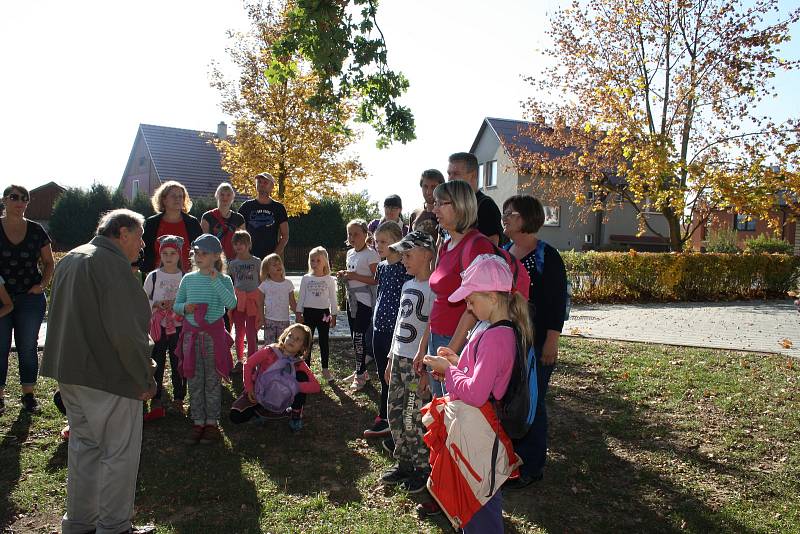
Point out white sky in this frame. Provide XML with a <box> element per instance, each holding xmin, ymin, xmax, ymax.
<box><xmin>1</xmin><ymin>0</ymin><xmax>798</xmax><ymax>212</ymax></box>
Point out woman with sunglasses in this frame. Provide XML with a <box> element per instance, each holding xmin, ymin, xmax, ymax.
<box><xmin>0</xmin><ymin>185</ymin><xmax>55</xmax><ymax>413</ymax></box>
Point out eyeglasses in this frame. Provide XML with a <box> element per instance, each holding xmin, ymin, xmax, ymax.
<box><xmin>6</xmin><ymin>193</ymin><xmax>29</xmax><ymax>202</ymax></box>
<box><xmin>501</xmin><ymin>210</ymin><xmax>521</xmax><ymax>219</ymax></box>
<box><xmin>433</xmin><ymin>200</ymin><xmax>452</xmax><ymax>208</ymax></box>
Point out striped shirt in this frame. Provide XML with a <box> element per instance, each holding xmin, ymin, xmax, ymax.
<box><xmin>173</xmin><ymin>271</ymin><xmax>237</xmax><ymax>327</ymax></box>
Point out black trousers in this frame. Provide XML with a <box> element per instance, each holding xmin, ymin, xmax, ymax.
<box><xmin>302</xmin><ymin>307</ymin><xmax>331</xmax><ymax>369</ymax></box>
<box><xmin>152</xmin><ymin>326</ymin><xmax>186</xmax><ymax>401</ymax></box>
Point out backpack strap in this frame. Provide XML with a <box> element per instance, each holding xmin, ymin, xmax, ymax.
<box><xmin>149</xmin><ymin>271</ymin><xmax>157</xmax><ymax>300</ymax></box>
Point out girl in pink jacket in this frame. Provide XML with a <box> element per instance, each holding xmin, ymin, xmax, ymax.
<box><xmin>230</xmin><ymin>324</ymin><xmax>320</xmax><ymax>432</ymax></box>
<box><xmin>424</xmin><ymin>254</ymin><xmax>533</xmax><ymax>533</ymax></box>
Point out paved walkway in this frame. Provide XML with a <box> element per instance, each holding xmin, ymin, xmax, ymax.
<box><xmin>563</xmin><ymin>300</ymin><xmax>800</xmax><ymax>358</ymax></box>
<box><xmin>22</xmin><ymin>272</ymin><xmax>800</xmax><ymax>358</ymax></box>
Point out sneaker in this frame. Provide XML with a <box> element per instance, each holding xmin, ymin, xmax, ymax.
<box><xmin>143</xmin><ymin>406</ymin><xmax>166</xmax><ymax>422</ymax></box>
<box><xmin>185</xmin><ymin>424</ymin><xmax>205</xmax><ymax>444</ymax></box>
<box><xmin>381</xmin><ymin>436</ymin><xmax>395</xmax><ymax>455</ymax></box>
<box><xmin>343</xmin><ymin>371</ymin><xmax>357</xmax><ymax>382</ymax></box>
<box><xmin>399</xmin><ymin>472</ymin><xmax>428</xmax><ymax>494</ymax></box>
<box><xmin>60</xmin><ymin>425</ymin><xmax>70</xmax><ymax>441</ymax></box>
<box><xmin>232</xmin><ymin>361</ymin><xmax>244</xmax><ymax>374</ymax></box>
<box><xmin>380</xmin><ymin>464</ymin><xmax>411</xmax><ymax>485</ymax></box>
<box><xmin>350</xmin><ymin>371</ymin><xmax>369</xmax><ymax>391</ymax></box>
<box><xmin>363</xmin><ymin>417</ymin><xmax>391</xmax><ymax>438</ymax></box>
<box><xmin>199</xmin><ymin>425</ymin><xmax>221</xmax><ymax>444</ymax></box>
<box><xmin>21</xmin><ymin>393</ymin><xmax>39</xmax><ymax>413</ymax></box>
<box><xmin>416</xmin><ymin>501</ymin><xmax>442</xmax><ymax>517</ymax></box>
<box><xmin>321</xmin><ymin>368</ymin><xmax>333</xmax><ymax>382</ymax></box>
<box><xmin>288</xmin><ymin>417</ymin><xmax>304</xmax><ymax>432</ymax></box>
<box><xmin>503</xmin><ymin>471</ymin><xmax>543</xmax><ymax>490</ymax></box>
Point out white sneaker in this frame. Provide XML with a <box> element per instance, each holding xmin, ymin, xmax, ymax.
<box><xmin>350</xmin><ymin>374</ymin><xmax>367</xmax><ymax>391</ymax></box>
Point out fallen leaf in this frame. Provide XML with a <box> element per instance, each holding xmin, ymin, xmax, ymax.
<box><xmin>779</xmin><ymin>338</ymin><xmax>793</xmax><ymax>349</ymax></box>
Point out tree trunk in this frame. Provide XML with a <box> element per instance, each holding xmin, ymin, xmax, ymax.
<box><xmin>663</xmin><ymin>208</ymin><xmax>683</xmax><ymax>251</ymax></box>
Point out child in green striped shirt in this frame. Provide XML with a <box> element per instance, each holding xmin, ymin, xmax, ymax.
<box><xmin>174</xmin><ymin>234</ymin><xmax>237</xmax><ymax>444</ymax></box>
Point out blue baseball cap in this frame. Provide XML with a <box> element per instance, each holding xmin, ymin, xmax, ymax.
<box><xmin>192</xmin><ymin>234</ymin><xmax>222</xmax><ymax>254</ymax></box>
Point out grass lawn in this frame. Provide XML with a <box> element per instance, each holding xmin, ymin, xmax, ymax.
<box><xmin>1</xmin><ymin>338</ymin><xmax>799</xmax><ymax>533</ymax></box>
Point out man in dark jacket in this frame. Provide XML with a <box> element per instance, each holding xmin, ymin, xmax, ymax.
<box><xmin>42</xmin><ymin>209</ymin><xmax>156</xmax><ymax>534</ymax></box>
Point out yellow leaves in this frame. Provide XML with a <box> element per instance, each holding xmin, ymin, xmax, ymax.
<box><xmin>779</xmin><ymin>339</ymin><xmax>793</xmax><ymax>349</ymax></box>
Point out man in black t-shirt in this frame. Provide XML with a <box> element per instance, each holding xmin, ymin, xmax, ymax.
<box><xmin>447</xmin><ymin>152</ymin><xmax>503</xmax><ymax>245</ymax></box>
<box><xmin>237</xmin><ymin>172</ymin><xmax>289</xmax><ymax>259</ymax></box>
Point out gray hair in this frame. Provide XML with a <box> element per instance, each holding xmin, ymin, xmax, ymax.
<box><xmin>96</xmin><ymin>209</ymin><xmax>145</xmax><ymax>238</ymax></box>
<box><xmin>434</xmin><ymin>180</ymin><xmax>477</xmax><ymax>233</ymax></box>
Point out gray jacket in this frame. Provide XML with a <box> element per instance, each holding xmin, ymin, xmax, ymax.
<box><xmin>41</xmin><ymin>235</ymin><xmax>154</xmax><ymax>399</ymax></box>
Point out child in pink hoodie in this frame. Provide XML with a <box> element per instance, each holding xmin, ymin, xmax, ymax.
<box><xmin>230</xmin><ymin>324</ymin><xmax>320</xmax><ymax>431</ymax></box>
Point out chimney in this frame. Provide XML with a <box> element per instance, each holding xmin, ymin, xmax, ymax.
<box><xmin>217</xmin><ymin>121</ymin><xmax>227</xmax><ymax>140</ymax></box>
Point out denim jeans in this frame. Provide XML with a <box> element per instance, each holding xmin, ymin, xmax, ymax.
<box><xmin>0</xmin><ymin>292</ymin><xmax>46</xmax><ymax>388</ymax></box>
<box><xmin>512</xmin><ymin>345</ymin><xmax>555</xmax><ymax>477</ymax></box>
<box><xmin>427</xmin><ymin>332</ymin><xmax>452</xmax><ymax>397</ymax></box>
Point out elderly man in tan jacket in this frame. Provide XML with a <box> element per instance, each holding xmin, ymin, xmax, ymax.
<box><xmin>42</xmin><ymin>209</ymin><xmax>156</xmax><ymax>534</ymax></box>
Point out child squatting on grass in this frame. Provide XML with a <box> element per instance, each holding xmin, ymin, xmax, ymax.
<box><xmin>423</xmin><ymin>254</ymin><xmax>533</xmax><ymax>533</ymax></box>
<box><xmin>337</xmin><ymin>219</ymin><xmax>380</xmax><ymax>390</ymax></box>
<box><xmin>173</xmin><ymin>233</ymin><xmax>237</xmax><ymax>445</ymax></box>
<box><xmin>295</xmin><ymin>246</ymin><xmax>338</xmax><ymax>382</ymax></box>
<box><xmin>143</xmin><ymin>234</ymin><xmax>187</xmax><ymax>421</ymax></box>
<box><xmin>230</xmin><ymin>323</ymin><xmax>320</xmax><ymax>432</ymax></box>
<box><xmin>228</xmin><ymin>230</ymin><xmax>263</xmax><ymax>371</ymax></box>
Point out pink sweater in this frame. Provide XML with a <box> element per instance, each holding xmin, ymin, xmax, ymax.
<box><xmin>243</xmin><ymin>346</ymin><xmax>320</xmax><ymax>397</ymax></box>
<box><xmin>444</xmin><ymin>325</ymin><xmax>515</xmax><ymax>407</ymax></box>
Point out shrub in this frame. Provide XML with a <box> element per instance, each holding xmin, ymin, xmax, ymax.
<box><xmin>562</xmin><ymin>251</ymin><xmax>800</xmax><ymax>302</ymax></box>
<box><xmin>743</xmin><ymin>234</ymin><xmax>793</xmax><ymax>255</ymax></box>
<box><xmin>705</xmin><ymin>228</ymin><xmax>740</xmax><ymax>253</ymax></box>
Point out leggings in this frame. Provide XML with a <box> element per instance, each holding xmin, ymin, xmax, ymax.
<box><xmin>232</xmin><ymin>309</ymin><xmax>258</xmax><ymax>362</ymax></box>
<box><xmin>229</xmin><ymin>372</ymin><xmax>309</xmax><ymax>424</ymax></box>
<box><xmin>302</xmin><ymin>307</ymin><xmax>331</xmax><ymax>369</ymax></box>
<box><xmin>347</xmin><ymin>301</ymin><xmax>373</xmax><ymax>375</ymax></box>
<box><xmin>371</xmin><ymin>329</ymin><xmax>392</xmax><ymax>419</ymax></box>
<box><xmin>151</xmin><ymin>326</ymin><xmax>185</xmax><ymax>401</ymax></box>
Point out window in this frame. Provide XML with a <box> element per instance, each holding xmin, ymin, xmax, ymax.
<box><xmin>132</xmin><ymin>180</ymin><xmax>139</xmax><ymax>198</ymax></box>
<box><xmin>586</xmin><ymin>190</ymin><xmax>595</xmax><ymax>201</ymax></box>
<box><xmin>735</xmin><ymin>214</ymin><xmax>756</xmax><ymax>231</ymax></box>
<box><xmin>643</xmin><ymin>196</ymin><xmax>660</xmax><ymax>215</ymax></box>
<box><xmin>584</xmin><ymin>233</ymin><xmax>594</xmax><ymax>244</ymax></box>
<box><xmin>477</xmin><ymin>163</ymin><xmax>484</xmax><ymax>189</ymax></box>
<box><xmin>138</xmin><ymin>156</ymin><xmax>146</xmax><ymax>167</ymax></box>
<box><xmin>484</xmin><ymin>160</ymin><xmax>497</xmax><ymax>188</ymax></box>
<box><xmin>615</xmin><ymin>192</ymin><xmax>624</xmax><ymax>202</ymax></box>
<box><xmin>543</xmin><ymin>205</ymin><xmax>560</xmax><ymax>227</ymax></box>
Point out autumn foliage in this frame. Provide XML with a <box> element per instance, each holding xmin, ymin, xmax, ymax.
<box><xmin>210</xmin><ymin>2</ymin><xmax>365</xmax><ymax>216</ymax></box>
<box><xmin>514</xmin><ymin>0</ymin><xmax>800</xmax><ymax>251</ymax></box>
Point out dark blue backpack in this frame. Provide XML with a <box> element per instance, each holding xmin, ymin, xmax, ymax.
<box><xmin>474</xmin><ymin>320</ymin><xmax>538</xmax><ymax>439</ymax></box>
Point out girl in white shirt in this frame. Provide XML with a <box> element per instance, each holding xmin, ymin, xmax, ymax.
<box><xmin>142</xmin><ymin>235</ymin><xmax>186</xmax><ymax>419</ymax></box>
<box><xmin>258</xmin><ymin>254</ymin><xmax>296</xmax><ymax>345</ymax></box>
<box><xmin>336</xmin><ymin>219</ymin><xmax>380</xmax><ymax>390</ymax></box>
<box><xmin>296</xmin><ymin>247</ymin><xmax>338</xmax><ymax>381</ymax></box>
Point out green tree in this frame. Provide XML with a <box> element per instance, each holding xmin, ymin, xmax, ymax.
<box><xmin>288</xmin><ymin>197</ymin><xmax>346</xmax><ymax>251</ymax></box>
<box><xmin>211</xmin><ymin>1</ymin><xmax>366</xmax><ymax>216</ymax></box>
<box><xmin>339</xmin><ymin>190</ymin><xmax>379</xmax><ymax>223</ymax></box>
<box><xmin>269</xmin><ymin>0</ymin><xmax>415</xmax><ymax>147</ymax></box>
<box><xmin>50</xmin><ymin>183</ymin><xmax>117</xmax><ymax>248</ymax></box>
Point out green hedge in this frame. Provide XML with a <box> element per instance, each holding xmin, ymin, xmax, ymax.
<box><xmin>562</xmin><ymin>251</ymin><xmax>800</xmax><ymax>302</ymax></box>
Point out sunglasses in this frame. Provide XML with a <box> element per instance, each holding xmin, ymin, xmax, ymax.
<box><xmin>6</xmin><ymin>193</ymin><xmax>30</xmax><ymax>202</ymax></box>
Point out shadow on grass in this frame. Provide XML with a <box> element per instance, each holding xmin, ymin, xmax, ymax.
<box><xmin>0</xmin><ymin>411</ymin><xmax>32</xmax><ymax>529</ymax></box>
<box><xmin>503</xmin><ymin>360</ymin><xmax>757</xmax><ymax>534</ymax></box>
